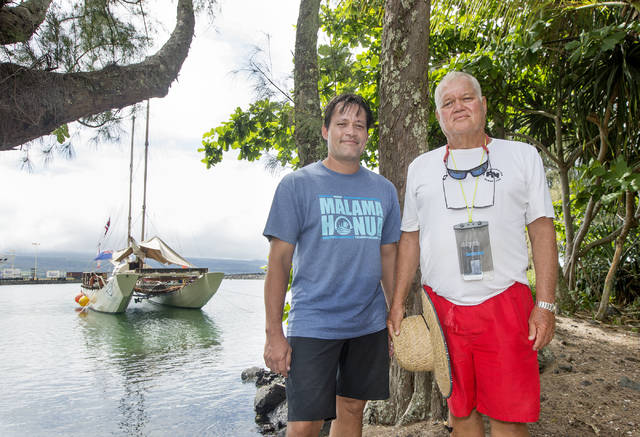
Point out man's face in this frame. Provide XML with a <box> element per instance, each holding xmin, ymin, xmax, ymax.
<box><xmin>436</xmin><ymin>78</ymin><xmax>487</xmax><ymax>138</ymax></box>
<box><xmin>322</xmin><ymin>103</ymin><xmax>368</xmax><ymax>164</ymax></box>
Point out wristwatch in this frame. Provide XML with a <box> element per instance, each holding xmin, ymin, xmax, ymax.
<box><xmin>536</xmin><ymin>301</ymin><xmax>556</xmax><ymax>312</ymax></box>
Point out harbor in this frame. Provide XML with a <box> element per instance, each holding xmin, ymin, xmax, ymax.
<box><xmin>0</xmin><ymin>280</ymin><xmax>266</xmax><ymax>437</ymax></box>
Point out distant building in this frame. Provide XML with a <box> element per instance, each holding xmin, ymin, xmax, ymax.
<box><xmin>46</xmin><ymin>270</ymin><xmax>62</xmax><ymax>279</ymax></box>
<box><xmin>66</xmin><ymin>271</ymin><xmax>83</xmax><ymax>280</ymax></box>
<box><xmin>1</xmin><ymin>268</ymin><xmax>21</xmax><ymax>279</ymax></box>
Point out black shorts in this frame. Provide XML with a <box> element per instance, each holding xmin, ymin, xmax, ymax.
<box><xmin>286</xmin><ymin>328</ymin><xmax>389</xmax><ymax>422</ymax></box>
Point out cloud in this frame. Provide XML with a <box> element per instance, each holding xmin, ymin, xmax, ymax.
<box><xmin>0</xmin><ymin>0</ymin><xmax>299</xmax><ymax>261</ymax></box>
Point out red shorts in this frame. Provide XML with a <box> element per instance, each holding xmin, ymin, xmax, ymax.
<box><xmin>425</xmin><ymin>282</ymin><xmax>540</xmax><ymax>423</ymax></box>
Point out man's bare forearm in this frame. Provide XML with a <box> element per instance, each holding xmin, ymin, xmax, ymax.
<box><xmin>264</xmin><ymin>239</ymin><xmax>294</xmax><ymax>337</ymax></box>
<box><xmin>380</xmin><ymin>242</ymin><xmax>398</xmax><ymax>309</ymax></box>
<box><xmin>390</xmin><ymin>231</ymin><xmax>420</xmax><ymax>309</ymax></box>
<box><xmin>528</xmin><ymin>217</ymin><xmax>558</xmax><ymax>304</ymax></box>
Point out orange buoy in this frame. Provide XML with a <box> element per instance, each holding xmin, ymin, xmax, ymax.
<box><xmin>75</xmin><ymin>294</ymin><xmax>83</xmax><ymax>303</ymax></box>
<box><xmin>78</xmin><ymin>295</ymin><xmax>90</xmax><ymax>307</ymax></box>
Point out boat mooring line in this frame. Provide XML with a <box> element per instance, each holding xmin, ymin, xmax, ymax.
<box><xmin>228</xmin><ymin>290</ymin><xmax>262</xmax><ymax>299</ymax></box>
<box><xmin>215</xmin><ymin>293</ymin><xmax>255</xmax><ymax>313</ymax></box>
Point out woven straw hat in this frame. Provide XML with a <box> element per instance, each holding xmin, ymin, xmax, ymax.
<box><xmin>391</xmin><ymin>290</ymin><xmax>452</xmax><ymax>398</ymax></box>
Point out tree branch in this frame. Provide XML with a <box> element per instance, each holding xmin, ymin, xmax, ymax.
<box><xmin>576</xmin><ymin>227</ymin><xmax>623</xmax><ymax>257</ymax></box>
<box><xmin>568</xmin><ymin>136</ymin><xmax>597</xmax><ymax>164</ymax></box>
<box><xmin>516</xmin><ymin>108</ymin><xmax>557</xmax><ymax>120</ymax></box>
<box><xmin>249</xmin><ymin>60</ymin><xmax>294</xmax><ymax>104</ymax></box>
<box><xmin>0</xmin><ymin>0</ymin><xmax>52</xmax><ymax>45</ymax></box>
<box><xmin>506</xmin><ymin>130</ymin><xmax>562</xmax><ymax>166</ymax></box>
<box><xmin>0</xmin><ymin>0</ymin><xmax>195</xmax><ymax>151</ymax></box>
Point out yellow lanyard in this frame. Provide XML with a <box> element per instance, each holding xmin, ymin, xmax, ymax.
<box><xmin>449</xmin><ymin>148</ymin><xmax>486</xmax><ymax>223</ymax></box>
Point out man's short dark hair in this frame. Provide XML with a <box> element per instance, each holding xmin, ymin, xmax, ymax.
<box><xmin>323</xmin><ymin>94</ymin><xmax>374</xmax><ymax>130</ymax></box>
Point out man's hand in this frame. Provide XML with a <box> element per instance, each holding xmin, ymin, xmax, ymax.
<box><xmin>264</xmin><ymin>333</ymin><xmax>292</xmax><ymax>377</ymax></box>
<box><xmin>386</xmin><ymin>302</ymin><xmax>405</xmax><ymax>356</ymax></box>
<box><xmin>528</xmin><ymin>306</ymin><xmax>555</xmax><ymax>351</ymax></box>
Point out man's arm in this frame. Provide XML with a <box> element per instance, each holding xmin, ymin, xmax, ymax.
<box><xmin>380</xmin><ymin>242</ymin><xmax>398</xmax><ymax>309</ymax></box>
<box><xmin>263</xmin><ymin>237</ymin><xmax>295</xmax><ymax>376</ymax></box>
<box><xmin>527</xmin><ymin>216</ymin><xmax>558</xmax><ymax>350</ymax></box>
<box><xmin>387</xmin><ymin>231</ymin><xmax>420</xmax><ymax>336</ymax></box>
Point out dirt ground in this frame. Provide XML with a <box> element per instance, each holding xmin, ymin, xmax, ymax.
<box><xmin>362</xmin><ymin>314</ymin><xmax>640</xmax><ymax>437</ymax></box>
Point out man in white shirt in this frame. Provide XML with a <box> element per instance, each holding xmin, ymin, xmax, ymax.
<box><xmin>387</xmin><ymin>71</ymin><xmax>558</xmax><ymax>437</ymax></box>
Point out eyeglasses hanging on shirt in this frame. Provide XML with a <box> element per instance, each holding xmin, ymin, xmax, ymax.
<box><xmin>445</xmin><ymin>159</ymin><xmax>490</xmax><ymax>180</ymax></box>
<box><xmin>442</xmin><ymin>137</ymin><xmax>495</xmax><ymax>214</ymax></box>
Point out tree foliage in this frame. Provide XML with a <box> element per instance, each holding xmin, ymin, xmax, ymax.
<box><xmin>0</xmin><ymin>0</ymin><xmax>208</xmax><ymax>156</ymax></box>
<box><xmin>201</xmin><ymin>99</ymin><xmax>296</xmax><ymax>167</ymax></box>
<box><xmin>200</xmin><ymin>0</ymin><xmax>385</xmax><ymax>170</ymax></box>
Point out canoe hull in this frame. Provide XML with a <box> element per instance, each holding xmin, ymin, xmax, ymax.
<box><xmin>148</xmin><ymin>272</ymin><xmax>224</xmax><ymax>309</ymax></box>
<box><xmin>83</xmin><ymin>273</ymin><xmax>139</xmax><ymax>313</ymax></box>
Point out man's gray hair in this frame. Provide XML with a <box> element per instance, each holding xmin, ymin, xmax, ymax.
<box><xmin>434</xmin><ymin>71</ymin><xmax>483</xmax><ymax>110</ymax></box>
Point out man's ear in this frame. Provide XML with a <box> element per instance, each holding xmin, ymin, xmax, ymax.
<box><xmin>321</xmin><ymin>124</ymin><xmax>328</xmax><ymax>140</ymax></box>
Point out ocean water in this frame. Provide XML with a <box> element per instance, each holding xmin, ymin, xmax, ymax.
<box><xmin>0</xmin><ymin>280</ymin><xmax>266</xmax><ymax>437</ymax></box>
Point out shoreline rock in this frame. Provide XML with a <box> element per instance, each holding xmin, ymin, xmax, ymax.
<box><xmin>242</xmin><ymin>367</ymin><xmax>287</xmax><ymax>435</ymax></box>
<box><xmin>242</xmin><ymin>367</ymin><xmax>332</xmax><ymax>436</ymax></box>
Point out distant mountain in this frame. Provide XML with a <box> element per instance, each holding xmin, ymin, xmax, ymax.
<box><xmin>1</xmin><ymin>251</ymin><xmax>266</xmax><ymax>276</ymax></box>
<box><xmin>188</xmin><ymin>257</ymin><xmax>266</xmax><ymax>274</ymax></box>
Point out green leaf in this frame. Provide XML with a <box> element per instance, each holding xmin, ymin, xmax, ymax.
<box><xmin>601</xmin><ymin>37</ymin><xmax>618</xmax><ymax>52</ymax></box>
<box><xmin>52</xmin><ymin>124</ymin><xmax>70</xmax><ymax>144</ymax></box>
<box><xmin>600</xmin><ymin>193</ymin><xmax>619</xmax><ymax>204</ymax></box>
<box><xmin>565</xmin><ymin>40</ymin><xmax>579</xmax><ymax>51</ymax></box>
<box><xmin>530</xmin><ymin>39</ymin><xmax>542</xmax><ymax>53</ymax></box>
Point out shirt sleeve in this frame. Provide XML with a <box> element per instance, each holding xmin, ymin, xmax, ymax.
<box><xmin>263</xmin><ymin>175</ymin><xmax>302</xmax><ymax>245</ymax></box>
<box><xmin>381</xmin><ymin>181</ymin><xmax>402</xmax><ymax>245</ymax></box>
<box><xmin>524</xmin><ymin>146</ymin><xmax>555</xmax><ymax>225</ymax></box>
<box><xmin>401</xmin><ymin>161</ymin><xmax>420</xmax><ymax>232</ymax></box>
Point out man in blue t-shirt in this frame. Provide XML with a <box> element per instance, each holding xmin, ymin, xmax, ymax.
<box><xmin>263</xmin><ymin>93</ymin><xmax>401</xmax><ymax>437</ymax></box>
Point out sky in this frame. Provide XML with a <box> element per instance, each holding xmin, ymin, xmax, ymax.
<box><xmin>0</xmin><ymin>0</ymin><xmax>302</xmax><ymax>262</ymax></box>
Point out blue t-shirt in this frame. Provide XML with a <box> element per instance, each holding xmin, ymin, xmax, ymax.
<box><xmin>263</xmin><ymin>161</ymin><xmax>401</xmax><ymax>339</ymax></box>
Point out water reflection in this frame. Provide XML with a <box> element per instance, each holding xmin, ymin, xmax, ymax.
<box><xmin>77</xmin><ymin>306</ymin><xmax>221</xmax><ymax>436</ymax></box>
<box><xmin>79</xmin><ymin>305</ymin><xmax>221</xmax><ymax>356</ymax></box>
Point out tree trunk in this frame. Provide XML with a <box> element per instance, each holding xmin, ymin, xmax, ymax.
<box><xmin>0</xmin><ymin>0</ymin><xmax>195</xmax><ymax>151</ymax></box>
<box><xmin>557</xmin><ymin>161</ymin><xmax>576</xmax><ymax>309</ymax></box>
<box><xmin>372</xmin><ymin>0</ymin><xmax>446</xmax><ymax>426</ymax></box>
<box><xmin>378</xmin><ymin>0</ymin><xmax>430</xmax><ymax>194</ymax></box>
<box><xmin>0</xmin><ymin>0</ymin><xmax>51</xmax><ymax>44</ymax></box>
<box><xmin>554</xmin><ymin>93</ymin><xmax>575</xmax><ymax>310</ymax></box>
<box><xmin>294</xmin><ymin>0</ymin><xmax>325</xmax><ymax>167</ymax></box>
<box><xmin>595</xmin><ymin>191</ymin><xmax>636</xmax><ymax>320</ymax></box>
<box><xmin>565</xmin><ymin>196</ymin><xmax>598</xmax><ymax>289</ymax></box>
<box><xmin>565</xmin><ymin>102</ymin><xmax>613</xmax><ymax>289</ymax></box>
